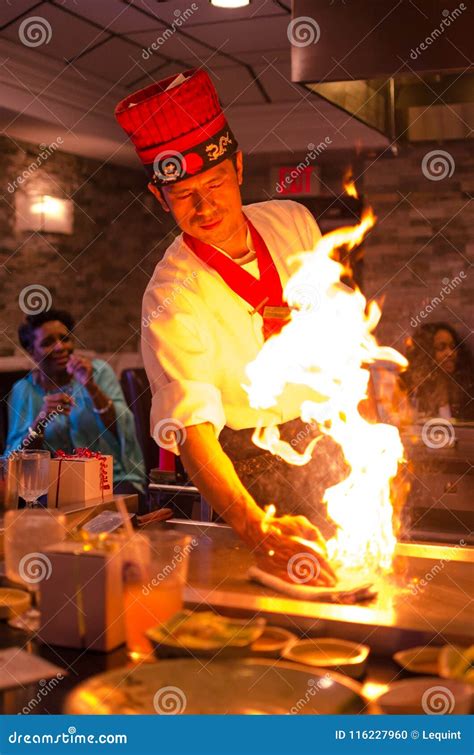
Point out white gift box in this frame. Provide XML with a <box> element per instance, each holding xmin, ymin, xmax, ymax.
<box><xmin>48</xmin><ymin>454</ymin><xmax>113</xmax><ymax>507</ymax></box>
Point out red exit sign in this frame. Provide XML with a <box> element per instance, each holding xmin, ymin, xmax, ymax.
<box><xmin>277</xmin><ymin>166</ymin><xmax>318</xmax><ymax>195</ymax></box>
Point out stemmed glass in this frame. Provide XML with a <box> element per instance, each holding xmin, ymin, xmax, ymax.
<box><xmin>16</xmin><ymin>450</ymin><xmax>50</xmax><ymax>508</ymax></box>
<box><xmin>4</xmin><ymin>509</ymin><xmax>66</xmax><ymax>632</ymax></box>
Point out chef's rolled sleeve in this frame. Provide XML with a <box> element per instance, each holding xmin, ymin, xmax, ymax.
<box><xmin>150</xmin><ymin>379</ymin><xmax>226</xmax><ymax>453</ymax></box>
<box><xmin>142</xmin><ymin>285</ymin><xmax>225</xmax><ymax>455</ymax></box>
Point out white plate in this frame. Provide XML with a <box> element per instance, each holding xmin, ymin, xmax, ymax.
<box><xmin>283</xmin><ymin>638</ymin><xmax>370</xmax><ymax>678</ymax></box>
<box><xmin>248</xmin><ymin>566</ymin><xmax>375</xmax><ymax>602</ymax></box>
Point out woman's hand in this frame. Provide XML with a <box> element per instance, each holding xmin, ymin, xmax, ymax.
<box><xmin>66</xmin><ymin>354</ymin><xmax>93</xmax><ymax>386</ymax></box>
<box><xmin>245</xmin><ymin>510</ymin><xmax>337</xmax><ymax>587</ymax></box>
<box><xmin>40</xmin><ymin>392</ymin><xmax>75</xmax><ymax>419</ymax></box>
<box><xmin>29</xmin><ymin>393</ymin><xmax>75</xmax><ymax>443</ymax></box>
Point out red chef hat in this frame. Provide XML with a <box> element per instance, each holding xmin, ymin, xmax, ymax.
<box><xmin>115</xmin><ymin>68</ymin><xmax>238</xmax><ymax>186</ymax></box>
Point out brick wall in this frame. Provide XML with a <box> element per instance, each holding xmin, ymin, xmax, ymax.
<box><xmin>242</xmin><ymin>144</ymin><xmax>474</xmax><ymax>354</ymax></box>
<box><xmin>0</xmin><ymin>135</ymin><xmax>175</xmax><ymax>357</ymax></box>
<box><xmin>1</xmin><ymin>136</ymin><xmax>472</xmax><ymax>361</ymax></box>
<box><xmin>361</xmin><ymin>143</ymin><xmax>473</xmax><ymax>352</ymax></box>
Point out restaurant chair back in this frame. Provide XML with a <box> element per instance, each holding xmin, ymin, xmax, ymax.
<box><xmin>0</xmin><ymin>369</ymin><xmax>29</xmax><ymax>455</ymax></box>
<box><xmin>120</xmin><ymin>367</ymin><xmax>193</xmax><ymax>477</ymax></box>
<box><xmin>119</xmin><ymin>368</ymin><xmax>206</xmax><ymax>519</ymax></box>
<box><xmin>119</xmin><ymin>368</ymin><xmax>160</xmax><ymax>479</ymax></box>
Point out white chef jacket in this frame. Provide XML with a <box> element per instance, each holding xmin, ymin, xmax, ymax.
<box><xmin>142</xmin><ymin>199</ymin><xmax>322</xmax><ymax>453</ymax></box>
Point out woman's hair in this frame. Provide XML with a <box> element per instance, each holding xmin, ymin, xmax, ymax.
<box><xmin>401</xmin><ymin>321</ymin><xmax>474</xmax><ymax>418</ymax></box>
<box><xmin>18</xmin><ymin>309</ymin><xmax>75</xmax><ymax>352</ymax></box>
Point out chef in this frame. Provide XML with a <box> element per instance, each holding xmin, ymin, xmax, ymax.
<box><xmin>116</xmin><ymin>69</ymin><xmax>341</xmax><ymax>586</ymax></box>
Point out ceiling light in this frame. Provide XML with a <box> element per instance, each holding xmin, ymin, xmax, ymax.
<box><xmin>210</xmin><ymin>0</ymin><xmax>251</xmax><ymax>8</ymax></box>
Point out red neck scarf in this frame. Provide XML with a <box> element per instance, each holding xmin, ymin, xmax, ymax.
<box><xmin>183</xmin><ymin>217</ymin><xmax>290</xmax><ymax>339</ymax></box>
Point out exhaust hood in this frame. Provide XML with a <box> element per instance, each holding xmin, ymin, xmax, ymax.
<box><xmin>291</xmin><ymin>0</ymin><xmax>474</xmax><ymax>146</ymax></box>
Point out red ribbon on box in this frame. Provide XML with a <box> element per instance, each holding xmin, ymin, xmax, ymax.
<box><xmin>54</xmin><ymin>448</ymin><xmax>111</xmax><ymax>508</ymax></box>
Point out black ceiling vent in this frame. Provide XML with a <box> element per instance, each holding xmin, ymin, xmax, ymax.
<box><xmin>291</xmin><ymin>0</ymin><xmax>474</xmax><ymax>146</ymax></box>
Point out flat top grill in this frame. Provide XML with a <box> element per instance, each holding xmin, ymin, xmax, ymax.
<box><xmin>162</xmin><ymin>520</ymin><xmax>474</xmax><ymax>654</ymax></box>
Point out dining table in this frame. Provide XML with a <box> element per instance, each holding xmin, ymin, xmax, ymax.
<box><xmin>0</xmin><ymin>517</ymin><xmax>472</xmax><ymax>714</ymax></box>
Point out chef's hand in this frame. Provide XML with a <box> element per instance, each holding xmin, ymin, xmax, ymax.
<box><xmin>247</xmin><ymin>512</ymin><xmax>337</xmax><ymax>587</ymax></box>
<box><xmin>271</xmin><ymin>514</ymin><xmax>328</xmax><ymax>551</ymax></box>
<box><xmin>66</xmin><ymin>354</ymin><xmax>93</xmax><ymax>386</ymax></box>
<box><xmin>177</xmin><ymin>422</ymin><xmax>337</xmax><ymax>587</ymax></box>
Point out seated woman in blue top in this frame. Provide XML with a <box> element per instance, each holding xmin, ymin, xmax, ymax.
<box><xmin>5</xmin><ymin>309</ymin><xmax>146</xmax><ymax>496</ymax></box>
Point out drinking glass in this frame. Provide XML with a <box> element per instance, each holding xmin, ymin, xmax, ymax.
<box><xmin>118</xmin><ymin>531</ymin><xmax>192</xmax><ymax>662</ymax></box>
<box><xmin>0</xmin><ymin>454</ymin><xmax>20</xmax><ymax>511</ymax></box>
<box><xmin>4</xmin><ymin>508</ymin><xmax>66</xmax><ymax>631</ymax></box>
<box><xmin>17</xmin><ymin>450</ymin><xmax>50</xmax><ymax>508</ymax></box>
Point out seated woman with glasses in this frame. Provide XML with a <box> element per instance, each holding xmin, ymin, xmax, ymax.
<box><xmin>5</xmin><ymin>309</ymin><xmax>146</xmax><ymax>495</ymax></box>
<box><xmin>400</xmin><ymin>322</ymin><xmax>474</xmax><ymax>421</ymax></box>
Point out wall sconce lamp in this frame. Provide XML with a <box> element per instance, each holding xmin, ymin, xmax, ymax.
<box><xmin>15</xmin><ymin>193</ymin><xmax>74</xmax><ymax>235</ymax></box>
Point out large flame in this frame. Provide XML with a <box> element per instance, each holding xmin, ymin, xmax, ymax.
<box><xmin>343</xmin><ymin>168</ymin><xmax>359</xmax><ymax>198</ymax></box>
<box><xmin>244</xmin><ymin>209</ymin><xmax>407</xmax><ymax>577</ymax></box>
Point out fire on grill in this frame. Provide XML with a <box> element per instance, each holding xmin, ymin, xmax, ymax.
<box><xmin>245</xmin><ymin>202</ymin><xmax>408</xmax><ymax>584</ymax></box>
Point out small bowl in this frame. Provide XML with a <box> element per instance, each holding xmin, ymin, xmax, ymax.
<box><xmin>283</xmin><ymin>638</ymin><xmax>370</xmax><ymax>679</ymax></box>
<box><xmin>250</xmin><ymin>627</ymin><xmax>297</xmax><ymax>658</ymax></box>
<box><xmin>0</xmin><ymin>588</ymin><xmax>31</xmax><ymax>620</ymax></box>
<box><xmin>376</xmin><ymin>677</ymin><xmax>472</xmax><ymax>715</ymax></box>
<box><xmin>439</xmin><ymin>645</ymin><xmax>474</xmax><ymax>684</ymax></box>
<box><xmin>393</xmin><ymin>646</ymin><xmax>442</xmax><ymax>676</ymax></box>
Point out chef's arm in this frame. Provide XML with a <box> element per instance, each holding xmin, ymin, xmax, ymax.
<box><xmin>178</xmin><ymin>422</ymin><xmax>264</xmax><ymax>542</ymax></box>
<box><xmin>179</xmin><ymin>422</ymin><xmax>337</xmax><ymax>585</ymax></box>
